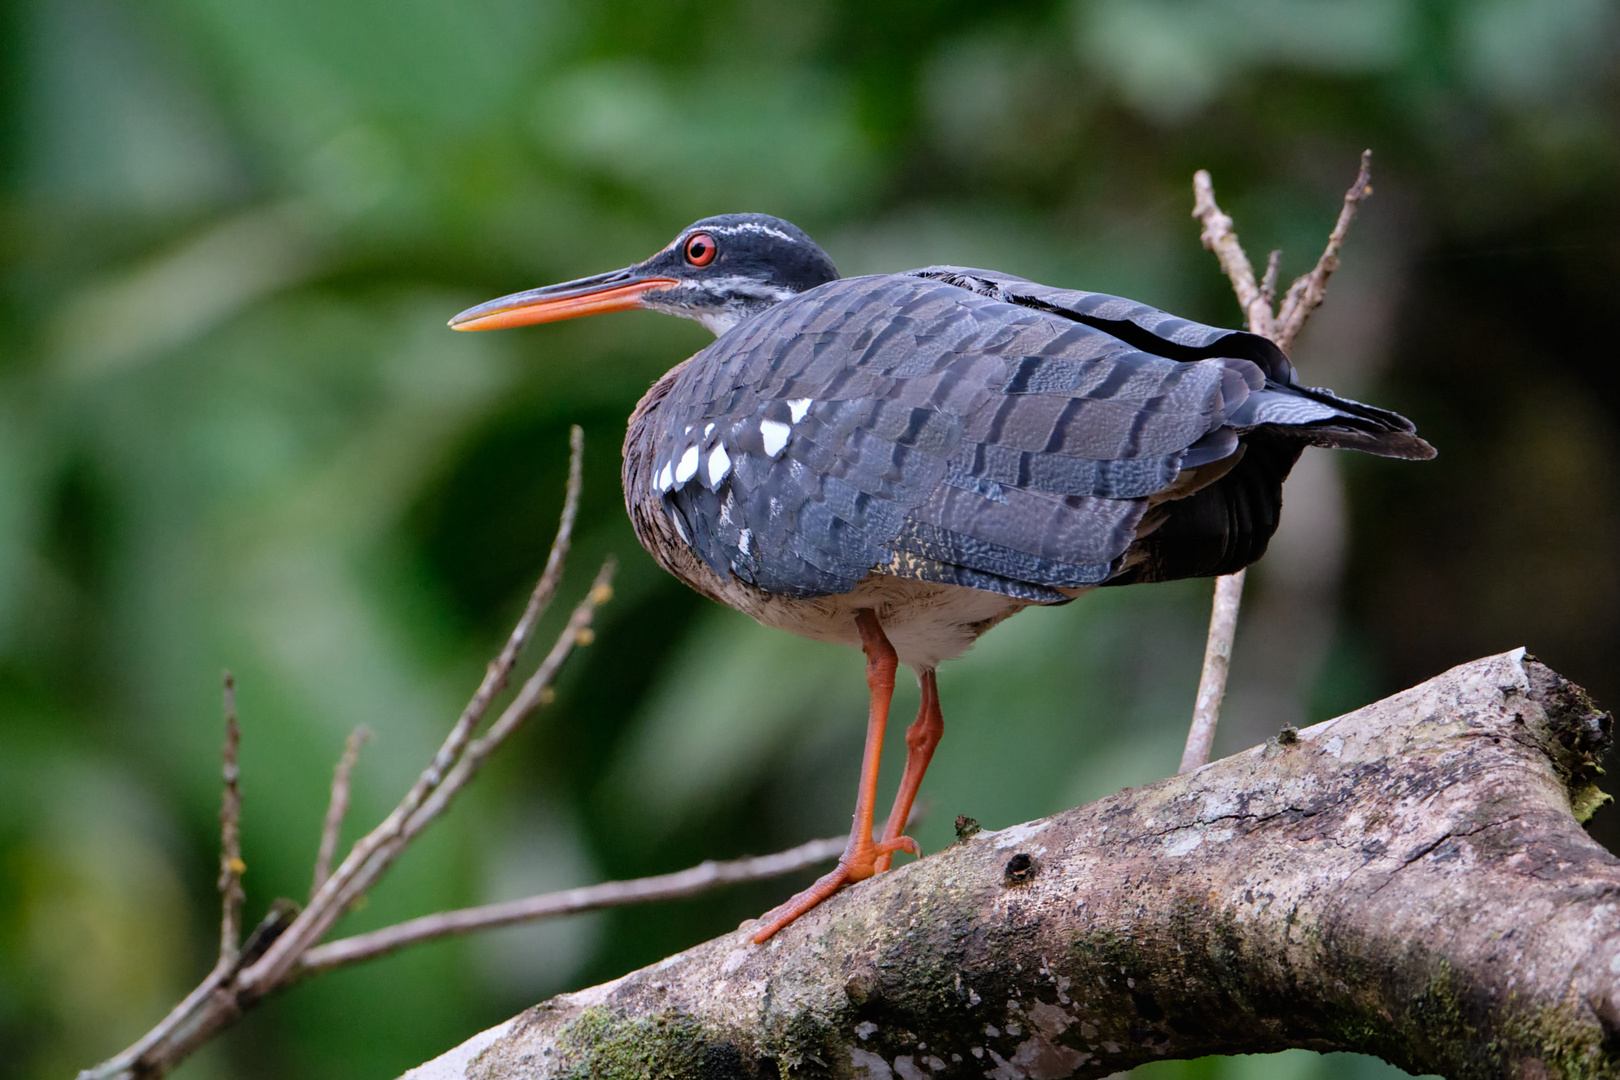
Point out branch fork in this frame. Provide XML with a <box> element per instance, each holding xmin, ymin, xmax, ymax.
<box><xmin>81</xmin><ymin>427</ymin><xmax>630</xmax><ymax>1080</ymax></box>
<box><xmin>1181</xmin><ymin>151</ymin><xmax>1375</xmax><ymax>774</ymax></box>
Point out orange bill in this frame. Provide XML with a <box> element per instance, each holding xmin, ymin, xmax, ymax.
<box><xmin>449</xmin><ymin>270</ymin><xmax>679</xmax><ymax>331</ymax></box>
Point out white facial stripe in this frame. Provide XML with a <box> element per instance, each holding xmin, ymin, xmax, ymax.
<box><xmin>760</xmin><ymin>419</ymin><xmax>791</xmax><ymax>457</ymax></box>
<box><xmin>663</xmin><ymin>276</ymin><xmax>795</xmax><ymax>301</ymax></box>
<box><xmin>788</xmin><ymin>398</ymin><xmax>812</xmax><ymax>423</ymax></box>
<box><xmin>674</xmin><ymin>444</ymin><xmax>700</xmax><ymax>484</ymax></box>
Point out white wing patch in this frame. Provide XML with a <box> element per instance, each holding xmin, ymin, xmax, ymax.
<box><xmin>674</xmin><ymin>444</ymin><xmax>700</xmax><ymax>484</ymax></box>
<box><xmin>654</xmin><ymin>459</ymin><xmax>674</xmax><ymax>492</ymax></box>
<box><xmin>760</xmin><ymin>419</ymin><xmax>791</xmax><ymax>457</ymax></box>
<box><xmin>707</xmin><ymin>443</ymin><xmax>731</xmax><ymax>486</ymax></box>
<box><xmin>788</xmin><ymin>398</ymin><xmax>812</xmax><ymax>423</ymax></box>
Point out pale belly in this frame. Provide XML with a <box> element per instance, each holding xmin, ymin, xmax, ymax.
<box><xmin>722</xmin><ymin>572</ymin><xmax>1088</xmax><ymax>671</ymax></box>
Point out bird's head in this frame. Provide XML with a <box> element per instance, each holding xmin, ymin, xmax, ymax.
<box><xmin>448</xmin><ymin>213</ymin><xmax>839</xmax><ymax>338</ymax></box>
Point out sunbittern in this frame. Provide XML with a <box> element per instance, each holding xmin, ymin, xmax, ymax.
<box><xmin>450</xmin><ymin>214</ymin><xmax>1433</xmax><ymax>943</ymax></box>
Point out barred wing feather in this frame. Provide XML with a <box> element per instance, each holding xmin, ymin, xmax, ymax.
<box><xmin>644</xmin><ymin>271</ymin><xmax>1431</xmax><ymax>602</ymax></box>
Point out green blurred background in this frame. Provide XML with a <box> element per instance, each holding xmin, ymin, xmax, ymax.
<box><xmin>2</xmin><ymin>0</ymin><xmax>1617</xmax><ymax>1076</ymax></box>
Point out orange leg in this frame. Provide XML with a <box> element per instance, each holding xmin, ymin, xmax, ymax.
<box><xmin>873</xmin><ymin>667</ymin><xmax>943</xmax><ymax>873</ymax></box>
<box><xmin>751</xmin><ymin>610</ymin><xmax>919</xmax><ymax>943</ymax></box>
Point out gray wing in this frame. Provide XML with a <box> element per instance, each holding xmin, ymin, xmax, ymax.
<box><xmin>914</xmin><ymin>265</ymin><xmax>1434</xmax><ymax>457</ymax></box>
<box><xmin>646</xmin><ymin>272</ymin><xmax>1428</xmax><ymax>602</ymax></box>
<box><xmin>908</xmin><ymin>266</ymin><xmax>1300</xmax><ymax>382</ymax></box>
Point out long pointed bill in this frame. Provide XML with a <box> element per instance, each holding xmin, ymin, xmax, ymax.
<box><xmin>448</xmin><ymin>268</ymin><xmax>679</xmax><ymax>331</ymax></box>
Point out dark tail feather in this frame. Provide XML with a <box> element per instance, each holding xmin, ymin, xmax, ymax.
<box><xmin>1231</xmin><ymin>381</ymin><xmax>1437</xmax><ymax>461</ymax></box>
<box><xmin>1289</xmin><ymin>423</ymin><xmax>1436</xmax><ymax>460</ymax></box>
<box><xmin>1107</xmin><ymin>378</ymin><xmax>1432</xmax><ymax>586</ymax></box>
<box><xmin>1106</xmin><ymin>434</ymin><xmax>1304</xmax><ymax>585</ymax></box>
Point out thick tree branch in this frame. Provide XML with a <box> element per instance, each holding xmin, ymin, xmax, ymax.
<box><xmin>407</xmin><ymin>651</ymin><xmax>1617</xmax><ymax>1080</ymax></box>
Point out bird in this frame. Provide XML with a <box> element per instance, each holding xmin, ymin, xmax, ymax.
<box><xmin>449</xmin><ymin>213</ymin><xmax>1433</xmax><ymax>943</ymax></box>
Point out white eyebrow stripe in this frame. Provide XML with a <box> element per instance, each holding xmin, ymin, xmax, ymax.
<box><xmin>655</xmin><ymin>221</ymin><xmax>797</xmax><ymax>261</ymax></box>
<box><xmin>710</xmin><ymin>222</ymin><xmax>797</xmax><ymax>242</ymax></box>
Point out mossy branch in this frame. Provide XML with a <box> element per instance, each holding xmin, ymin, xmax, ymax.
<box><xmin>406</xmin><ymin>651</ymin><xmax>1618</xmax><ymax>1080</ymax></box>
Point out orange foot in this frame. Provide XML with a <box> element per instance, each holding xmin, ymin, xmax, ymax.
<box><xmin>751</xmin><ymin>831</ymin><xmax>919</xmax><ymax>943</ymax></box>
<box><xmin>749</xmin><ymin>609</ymin><xmax>932</xmax><ymax>945</ymax></box>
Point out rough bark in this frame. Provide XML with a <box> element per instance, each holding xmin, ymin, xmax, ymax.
<box><xmin>404</xmin><ymin>650</ymin><xmax>1617</xmax><ymax>1080</ymax></box>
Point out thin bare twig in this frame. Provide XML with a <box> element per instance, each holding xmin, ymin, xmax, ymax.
<box><xmin>1274</xmin><ymin>150</ymin><xmax>1374</xmax><ymax>352</ymax></box>
<box><xmin>1180</xmin><ymin>570</ymin><xmax>1245</xmax><ymax>774</ymax></box>
<box><xmin>235</xmin><ymin>428</ymin><xmax>593</xmax><ymax>994</ymax></box>
<box><xmin>1192</xmin><ymin>170</ymin><xmax>1272</xmax><ymax>338</ymax></box>
<box><xmin>312</xmin><ymin>726</ymin><xmax>370</xmax><ymax>899</ymax></box>
<box><xmin>80</xmin><ymin>430</ymin><xmax>607</xmax><ymax>1080</ymax></box>
<box><xmin>219</xmin><ymin>673</ymin><xmax>245</xmax><ymax>962</ymax></box>
<box><xmin>399</xmin><ymin>423</ymin><xmax>586</xmax><ymax>840</ymax></box>
<box><xmin>1258</xmin><ymin>249</ymin><xmax>1282</xmax><ymax>312</ymax></box>
<box><xmin>1183</xmin><ymin>170</ymin><xmax>1266</xmax><ymax>773</ymax></box>
<box><xmin>310</xmin><ymin>562</ymin><xmax>618</xmax><ymax>939</ymax></box>
<box><xmin>1181</xmin><ymin>156</ymin><xmax>1375</xmax><ymax>772</ymax></box>
<box><xmin>305</xmin><ymin>805</ymin><xmax>920</xmax><ymax>976</ymax></box>
<box><xmin>301</xmin><ymin>835</ymin><xmax>847</xmax><ymax>973</ymax></box>
<box><xmin>406</xmin><ymin>565</ymin><xmax>616</xmax><ymax>834</ymax></box>
<box><xmin>79</xmin><ymin>676</ymin><xmax>251</xmax><ymax>1080</ymax></box>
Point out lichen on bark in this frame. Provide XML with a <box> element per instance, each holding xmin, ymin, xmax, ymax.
<box><xmin>403</xmin><ymin>650</ymin><xmax>1619</xmax><ymax>1080</ymax></box>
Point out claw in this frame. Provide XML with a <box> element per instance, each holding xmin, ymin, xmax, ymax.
<box><xmin>751</xmin><ymin>832</ymin><xmax>921</xmax><ymax>943</ymax></box>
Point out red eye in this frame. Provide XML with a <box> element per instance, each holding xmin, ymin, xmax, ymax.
<box><xmin>683</xmin><ymin>232</ymin><xmax>717</xmax><ymax>266</ymax></box>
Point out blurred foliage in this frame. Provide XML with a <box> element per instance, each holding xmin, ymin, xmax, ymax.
<box><xmin>1</xmin><ymin>0</ymin><xmax>1617</xmax><ymax>1077</ymax></box>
